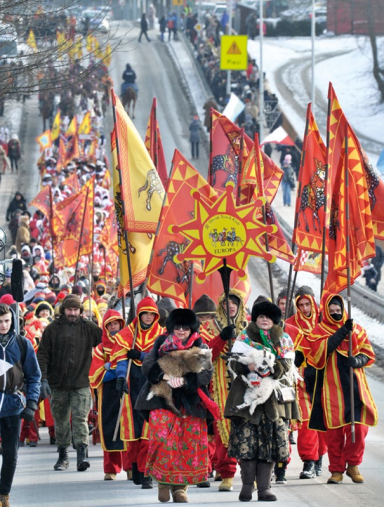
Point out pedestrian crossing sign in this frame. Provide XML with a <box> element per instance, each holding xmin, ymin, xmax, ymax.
<box><xmin>220</xmin><ymin>35</ymin><xmax>248</xmax><ymax>70</ymax></box>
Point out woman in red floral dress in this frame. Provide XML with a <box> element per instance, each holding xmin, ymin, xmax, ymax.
<box><xmin>135</xmin><ymin>308</ymin><xmax>215</xmax><ymax>503</ymax></box>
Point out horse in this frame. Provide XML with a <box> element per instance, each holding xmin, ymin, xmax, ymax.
<box><xmin>122</xmin><ymin>86</ymin><xmax>137</xmax><ymax>119</ymax></box>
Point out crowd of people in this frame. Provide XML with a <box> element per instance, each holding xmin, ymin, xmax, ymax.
<box><xmin>0</xmin><ymin>267</ymin><xmax>378</xmax><ymax>506</ymax></box>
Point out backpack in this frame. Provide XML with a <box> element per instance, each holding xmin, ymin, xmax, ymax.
<box><xmin>16</xmin><ymin>334</ymin><xmax>27</xmax><ymax>364</ymax></box>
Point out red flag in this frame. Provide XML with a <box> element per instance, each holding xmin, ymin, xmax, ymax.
<box><xmin>29</xmin><ymin>185</ymin><xmax>51</xmax><ymax>217</ymax></box>
<box><xmin>61</xmin><ymin>172</ymin><xmax>80</xmax><ymax>194</ymax></box>
<box><xmin>293</xmin><ymin>104</ymin><xmax>327</xmax><ymax>253</ymax></box>
<box><xmin>145</xmin><ymin>98</ymin><xmax>168</xmax><ymax>189</ymax></box>
<box><xmin>56</xmin><ymin>138</ymin><xmax>66</xmax><ymax>172</ymax></box>
<box><xmin>147</xmin><ymin>150</ymin><xmax>217</xmax><ymax>306</ymax></box>
<box><xmin>65</xmin><ymin>134</ymin><xmax>80</xmax><ymax>165</ymax></box>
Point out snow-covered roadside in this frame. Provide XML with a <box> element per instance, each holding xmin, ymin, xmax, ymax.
<box><xmin>0</xmin><ymin>100</ymin><xmax>24</xmax><ymax>139</ymax></box>
<box><xmin>248</xmin><ymin>36</ymin><xmax>384</xmax><ymax>165</ymax></box>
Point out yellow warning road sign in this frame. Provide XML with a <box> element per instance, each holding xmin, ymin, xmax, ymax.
<box><xmin>220</xmin><ymin>35</ymin><xmax>248</xmax><ymax>71</ymax></box>
<box><xmin>172</xmin><ymin>0</ymin><xmax>183</xmax><ymax>5</ymax></box>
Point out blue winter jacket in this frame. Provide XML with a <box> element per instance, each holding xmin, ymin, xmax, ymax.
<box><xmin>0</xmin><ymin>309</ymin><xmax>41</xmax><ymax>418</ymax></box>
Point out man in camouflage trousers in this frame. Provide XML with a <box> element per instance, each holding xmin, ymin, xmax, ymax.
<box><xmin>37</xmin><ymin>295</ymin><xmax>101</xmax><ymax>471</ymax></box>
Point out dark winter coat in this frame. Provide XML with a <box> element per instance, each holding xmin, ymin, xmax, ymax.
<box><xmin>37</xmin><ymin>315</ymin><xmax>101</xmax><ymax>389</ymax></box>
<box><xmin>224</xmin><ymin>323</ymin><xmax>300</xmax><ymax>424</ymax></box>
<box><xmin>159</xmin><ymin>16</ymin><xmax>167</xmax><ymax>33</ymax></box>
<box><xmin>189</xmin><ymin>119</ymin><xmax>201</xmax><ymax>143</ymax></box>
<box><xmin>141</xmin><ymin>15</ymin><xmax>148</xmax><ymax>31</ymax></box>
<box><xmin>135</xmin><ymin>334</ymin><xmax>213</xmax><ymax>422</ymax></box>
<box><xmin>6</xmin><ymin>192</ymin><xmax>27</xmax><ymax>221</ymax></box>
<box><xmin>7</xmin><ymin>139</ymin><xmax>21</xmax><ymax>159</ymax></box>
<box><xmin>282</xmin><ymin>163</ymin><xmax>295</xmax><ymax>189</ymax></box>
<box><xmin>0</xmin><ymin>309</ymin><xmax>41</xmax><ymax>417</ymax></box>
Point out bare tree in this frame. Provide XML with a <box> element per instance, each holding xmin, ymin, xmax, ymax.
<box><xmin>0</xmin><ymin>0</ymin><xmax>123</xmax><ymax>101</ymax></box>
<box><xmin>366</xmin><ymin>0</ymin><xmax>384</xmax><ymax>103</ymax></box>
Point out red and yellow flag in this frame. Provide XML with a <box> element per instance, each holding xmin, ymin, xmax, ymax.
<box><xmin>53</xmin><ymin>177</ymin><xmax>95</xmax><ymax>267</ymax></box>
<box><xmin>293</xmin><ymin>104</ymin><xmax>327</xmax><ymax>253</ymax></box>
<box><xmin>56</xmin><ymin>138</ymin><xmax>66</xmax><ymax>173</ymax></box>
<box><xmin>65</xmin><ymin>116</ymin><xmax>78</xmax><ymax>138</ymax></box>
<box><xmin>294</xmin><ymin>248</ymin><xmax>322</xmax><ymax>275</ymax></box>
<box><xmin>78</xmin><ymin>112</ymin><xmax>91</xmax><ymax>135</ymax></box>
<box><xmin>145</xmin><ymin>98</ymin><xmax>168</xmax><ymax>189</ymax></box>
<box><xmin>111</xmin><ymin>128</ymin><xmax>154</xmax><ymax>297</ymax></box>
<box><xmin>148</xmin><ymin>149</ymin><xmax>218</xmax><ymax>306</ymax></box>
<box><xmin>29</xmin><ymin>185</ymin><xmax>51</xmax><ymax>217</ymax></box>
<box><xmin>62</xmin><ymin>172</ymin><xmax>80</xmax><ymax>194</ymax></box>
<box><xmin>111</xmin><ymin>89</ymin><xmax>164</xmax><ymax>233</ymax></box>
<box><xmin>36</xmin><ymin>130</ymin><xmax>52</xmax><ymax>152</ymax></box>
<box><xmin>51</xmin><ymin>110</ymin><xmax>61</xmax><ymax>142</ymax></box>
<box><xmin>103</xmin><ymin>42</ymin><xmax>112</xmax><ymax>67</ymax></box>
<box><xmin>65</xmin><ymin>134</ymin><xmax>80</xmax><ymax>165</ymax></box>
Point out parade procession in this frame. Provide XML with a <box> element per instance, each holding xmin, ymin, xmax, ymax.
<box><xmin>0</xmin><ymin>1</ymin><xmax>384</xmax><ymax>506</ymax></box>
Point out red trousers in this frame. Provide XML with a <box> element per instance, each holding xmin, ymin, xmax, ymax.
<box><xmin>103</xmin><ymin>450</ymin><xmax>131</xmax><ymax>474</ymax></box>
<box><xmin>214</xmin><ymin>423</ymin><xmax>237</xmax><ymax>478</ymax></box>
<box><xmin>327</xmin><ymin>424</ymin><xmax>368</xmax><ymax>472</ymax></box>
<box><xmin>129</xmin><ymin>439</ymin><xmax>149</xmax><ymax>473</ymax></box>
<box><xmin>297</xmin><ymin>421</ymin><xmax>328</xmax><ymax>461</ymax></box>
<box><xmin>208</xmin><ymin>436</ymin><xmax>216</xmax><ymax>473</ymax></box>
<box><xmin>20</xmin><ymin>410</ymin><xmax>39</xmax><ymax>442</ymax></box>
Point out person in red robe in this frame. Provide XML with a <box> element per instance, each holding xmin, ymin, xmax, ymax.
<box><xmin>306</xmin><ymin>293</ymin><xmax>378</xmax><ymax>485</ymax></box>
<box><xmin>110</xmin><ymin>297</ymin><xmax>163</xmax><ymax>489</ymax></box>
<box><xmin>89</xmin><ymin>309</ymin><xmax>129</xmax><ymax>480</ymax></box>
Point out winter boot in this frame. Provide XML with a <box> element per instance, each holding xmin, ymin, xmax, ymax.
<box><xmin>327</xmin><ymin>472</ymin><xmax>343</xmax><ymax>484</ymax></box>
<box><xmin>132</xmin><ymin>462</ymin><xmax>142</xmax><ymax>485</ymax></box>
<box><xmin>274</xmin><ymin>462</ymin><xmax>287</xmax><ymax>484</ymax></box>
<box><xmin>299</xmin><ymin>460</ymin><xmax>316</xmax><ymax>479</ymax></box>
<box><xmin>346</xmin><ymin>465</ymin><xmax>364</xmax><ymax>483</ymax></box>
<box><xmin>171</xmin><ymin>485</ymin><xmax>189</xmax><ymax>503</ymax></box>
<box><xmin>76</xmin><ymin>444</ymin><xmax>90</xmax><ymax>471</ymax></box>
<box><xmin>158</xmin><ymin>483</ymin><xmax>171</xmax><ymax>502</ymax></box>
<box><xmin>54</xmin><ymin>447</ymin><xmax>69</xmax><ymax>471</ymax></box>
<box><xmin>218</xmin><ymin>478</ymin><xmax>233</xmax><ymax>491</ymax></box>
<box><xmin>256</xmin><ymin>461</ymin><xmax>277</xmax><ymax>502</ymax></box>
<box><xmin>196</xmin><ymin>481</ymin><xmax>210</xmax><ymax>488</ymax></box>
<box><xmin>315</xmin><ymin>455</ymin><xmax>323</xmax><ymax>476</ymax></box>
<box><xmin>140</xmin><ymin>472</ymin><xmax>153</xmax><ymax>489</ymax></box>
<box><xmin>239</xmin><ymin>459</ymin><xmax>257</xmax><ymax>502</ymax></box>
<box><xmin>0</xmin><ymin>495</ymin><xmax>10</xmax><ymax>507</ymax></box>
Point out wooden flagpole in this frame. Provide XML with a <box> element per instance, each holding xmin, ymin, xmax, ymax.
<box><xmin>209</xmin><ymin>108</ymin><xmax>213</xmax><ymax>186</ymax></box>
<box><xmin>141</xmin><ymin>160</ymin><xmax>174</xmax><ymax>296</ymax></box>
<box><xmin>344</xmin><ymin>127</ymin><xmax>355</xmax><ymax>444</ymax></box>
<box><xmin>153</xmin><ymin>98</ymin><xmax>158</xmax><ymax>170</ymax></box>
<box><xmin>236</xmin><ymin>128</ymin><xmax>244</xmax><ymax>206</ymax></box>
<box><xmin>112</xmin><ymin>95</ymin><xmax>136</xmax><ymax>318</ymax></box>
<box><xmin>74</xmin><ymin>186</ymin><xmax>89</xmax><ymax>285</ymax></box>
<box><xmin>320</xmin><ymin>91</ymin><xmax>332</xmax><ymax>305</ymax></box>
<box><xmin>188</xmin><ymin>262</ymin><xmax>194</xmax><ymax>310</ymax></box>
<box><xmin>49</xmin><ymin>187</ymin><xmax>55</xmax><ymax>274</ymax></box>
<box><xmin>88</xmin><ymin>176</ymin><xmax>95</xmax><ymax>319</ymax></box>
<box><xmin>112</xmin><ymin>324</ymin><xmax>138</xmax><ymax>442</ymax></box>
<box><xmin>286</xmin><ymin>106</ymin><xmax>310</xmax><ymax>317</ymax></box>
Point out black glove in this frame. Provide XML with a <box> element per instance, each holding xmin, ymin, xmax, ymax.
<box><xmin>127</xmin><ymin>349</ymin><xmax>141</xmax><ymax>360</ymax></box>
<box><xmin>20</xmin><ymin>400</ymin><xmax>38</xmax><ymax>422</ymax></box>
<box><xmin>220</xmin><ymin>324</ymin><xmax>236</xmax><ymax>341</ymax></box>
<box><xmin>294</xmin><ymin>350</ymin><xmax>305</xmax><ymax>368</ymax></box>
<box><xmin>328</xmin><ymin>325</ymin><xmax>349</xmax><ymax>354</ymax></box>
<box><xmin>348</xmin><ymin>354</ymin><xmax>369</xmax><ymax>369</ymax></box>
<box><xmin>116</xmin><ymin>377</ymin><xmax>129</xmax><ymax>397</ymax></box>
<box><xmin>344</xmin><ymin>319</ymin><xmax>354</xmax><ymax>332</ymax></box>
<box><xmin>40</xmin><ymin>379</ymin><xmax>51</xmax><ymax>400</ymax></box>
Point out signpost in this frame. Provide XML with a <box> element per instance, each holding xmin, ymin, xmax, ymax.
<box><xmin>220</xmin><ymin>35</ymin><xmax>248</xmax><ymax>71</ymax></box>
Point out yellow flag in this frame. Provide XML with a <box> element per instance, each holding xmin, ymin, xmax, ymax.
<box><xmin>27</xmin><ymin>29</ymin><xmax>37</xmax><ymax>52</ymax></box>
<box><xmin>78</xmin><ymin>112</ymin><xmax>91</xmax><ymax>135</ymax></box>
<box><xmin>112</xmin><ymin>89</ymin><xmax>164</xmax><ymax>233</ymax></box>
<box><xmin>75</xmin><ymin>36</ymin><xmax>83</xmax><ymax>59</ymax></box>
<box><xmin>65</xmin><ymin>116</ymin><xmax>77</xmax><ymax>138</ymax></box>
<box><xmin>51</xmin><ymin>110</ymin><xmax>61</xmax><ymax>142</ymax></box>
<box><xmin>94</xmin><ymin>37</ymin><xmax>102</xmax><ymax>59</ymax></box>
<box><xmin>104</xmin><ymin>43</ymin><xmax>112</xmax><ymax>67</ymax></box>
<box><xmin>111</xmin><ymin>129</ymin><xmax>154</xmax><ymax>297</ymax></box>
<box><xmin>86</xmin><ymin>33</ymin><xmax>94</xmax><ymax>52</ymax></box>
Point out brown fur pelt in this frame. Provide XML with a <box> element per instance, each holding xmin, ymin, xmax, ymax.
<box><xmin>15</xmin><ymin>216</ymin><xmax>31</xmax><ymax>254</ymax></box>
<box><xmin>147</xmin><ymin>346</ymin><xmax>213</xmax><ymax>417</ymax></box>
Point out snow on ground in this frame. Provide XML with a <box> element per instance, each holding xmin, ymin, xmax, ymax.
<box><xmin>0</xmin><ymin>100</ymin><xmax>24</xmax><ymax>138</ymax></box>
<box><xmin>248</xmin><ymin>35</ymin><xmax>384</xmax><ymax>165</ymax></box>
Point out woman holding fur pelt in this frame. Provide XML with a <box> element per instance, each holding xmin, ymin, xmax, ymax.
<box><xmin>135</xmin><ymin>308</ymin><xmax>215</xmax><ymax>503</ymax></box>
<box><xmin>224</xmin><ymin>301</ymin><xmax>299</xmax><ymax>502</ymax></box>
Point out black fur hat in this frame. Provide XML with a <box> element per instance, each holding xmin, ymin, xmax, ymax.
<box><xmin>251</xmin><ymin>301</ymin><xmax>282</xmax><ymax>325</ymax></box>
<box><xmin>166</xmin><ymin>308</ymin><xmax>200</xmax><ymax>334</ymax></box>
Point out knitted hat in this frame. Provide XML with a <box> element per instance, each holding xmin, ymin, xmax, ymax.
<box><xmin>0</xmin><ymin>294</ymin><xmax>15</xmax><ymax>305</ymax></box>
<box><xmin>45</xmin><ymin>291</ymin><xmax>56</xmax><ymax>305</ymax></box>
<box><xmin>276</xmin><ymin>289</ymin><xmax>288</xmax><ymax>304</ymax></box>
<box><xmin>192</xmin><ymin>294</ymin><xmax>217</xmax><ymax>315</ymax></box>
<box><xmin>251</xmin><ymin>301</ymin><xmax>282</xmax><ymax>325</ymax></box>
<box><xmin>35</xmin><ymin>302</ymin><xmax>53</xmax><ymax>317</ymax></box>
<box><xmin>166</xmin><ymin>308</ymin><xmax>200</xmax><ymax>334</ymax></box>
<box><xmin>284</xmin><ymin>154</ymin><xmax>292</xmax><ymax>164</ymax></box>
<box><xmin>54</xmin><ymin>291</ymin><xmax>66</xmax><ymax>306</ymax></box>
<box><xmin>295</xmin><ymin>285</ymin><xmax>315</xmax><ymax>300</ymax></box>
<box><xmin>329</xmin><ymin>296</ymin><xmax>343</xmax><ymax>309</ymax></box>
<box><xmin>60</xmin><ymin>294</ymin><xmax>83</xmax><ymax>314</ymax></box>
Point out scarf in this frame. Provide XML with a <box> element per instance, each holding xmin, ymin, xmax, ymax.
<box><xmin>259</xmin><ymin>329</ymin><xmax>281</xmax><ymax>357</ymax></box>
<box><xmin>158</xmin><ymin>332</ymin><xmax>200</xmax><ymax>357</ymax></box>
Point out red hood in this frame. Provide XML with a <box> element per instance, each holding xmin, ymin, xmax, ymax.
<box><xmin>102</xmin><ymin>309</ymin><xmax>126</xmax><ymax>352</ymax></box>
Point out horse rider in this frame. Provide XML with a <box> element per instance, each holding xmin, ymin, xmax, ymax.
<box><xmin>121</xmin><ymin>64</ymin><xmax>138</xmax><ymax>98</ymax></box>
